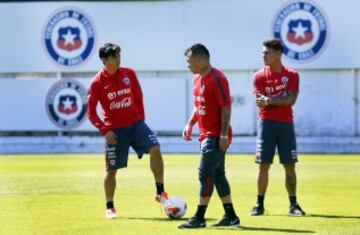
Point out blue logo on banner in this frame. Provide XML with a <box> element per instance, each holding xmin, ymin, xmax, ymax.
<box><xmin>46</xmin><ymin>79</ymin><xmax>87</xmax><ymax>129</ymax></box>
<box><xmin>272</xmin><ymin>1</ymin><xmax>328</xmax><ymax>62</ymax></box>
<box><xmin>44</xmin><ymin>8</ymin><xmax>95</xmax><ymax>67</ymax></box>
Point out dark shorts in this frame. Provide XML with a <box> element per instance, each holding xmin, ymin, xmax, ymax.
<box><xmin>199</xmin><ymin>137</ymin><xmax>226</xmax><ymax>179</ymax></box>
<box><xmin>105</xmin><ymin>120</ymin><xmax>160</xmax><ymax>171</ymax></box>
<box><xmin>255</xmin><ymin>119</ymin><xmax>298</xmax><ymax>164</ymax></box>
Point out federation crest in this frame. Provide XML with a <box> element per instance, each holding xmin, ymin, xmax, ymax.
<box><xmin>272</xmin><ymin>1</ymin><xmax>329</xmax><ymax>62</ymax></box>
<box><xmin>46</xmin><ymin>79</ymin><xmax>87</xmax><ymax>129</ymax></box>
<box><xmin>123</xmin><ymin>77</ymin><xmax>130</xmax><ymax>85</ymax></box>
<box><xmin>44</xmin><ymin>8</ymin><xmax>95</xmax><ymax>67</ymax></box>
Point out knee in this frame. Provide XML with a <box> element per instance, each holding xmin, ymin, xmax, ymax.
<box><xmin>150</xmin><ymin>145</ymin><xmax>161</xmax><ymax>156</ymax></box>
<box><xmin>106</xmin><ymin>170</ymin><xmax>117</xmax><ymax>179</ymax></box>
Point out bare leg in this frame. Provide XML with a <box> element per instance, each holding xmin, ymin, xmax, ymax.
<box><xmin>199</xmin><ymin>196</ymin><xmax>211</xmax><ymax>205</ymax></box>
<box><xmin>257</xmin><ymin>163</ymin><xmax>271</xmax><ymax>195</ymax></box>
<box><xmin>149</xmin><ymin>146</ymin><xmax>164</xmax><ymax>183</ymax></box>
<box><xmin>220</xmin><ymin>195</ymin><xmax>232</xmax><ymax>204</ymax></box>
<box><xmin>283</xmin><ymin>163</ymin><xmax>297</xmax><ymax>196</ymax></box>
<box><xmin>104</xmin><ymin>170</ymin><xmax>117</xmax><ymax>202</ymax></box>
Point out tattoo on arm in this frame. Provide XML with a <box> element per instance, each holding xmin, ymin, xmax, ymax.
<box><xmin>268</xmin><ymin>91</ymin><xmax>298</xmax><ymax>106</ymax></box>
<box><xmin>221</xmin><ymin>106</ymin><xmax>231</xmax><ymax>136</ymax></box>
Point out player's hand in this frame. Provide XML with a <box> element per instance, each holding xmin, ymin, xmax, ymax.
<box><xmin>255</xmin><ymin>93</ymin><xmax>270</xmax><ymax>107</ymax></box>
<box><xmin>105</xmin><ymin>131</ymin><xmax>117</xmax><ymax>145</ymax></box>
<box><xmin>219</xmin><ymin>136</ymin><xmax>229</xmax><ymax>152</ymax></box>
<box><xmin>182</xmin><ymin>124</ymin><xmax>193</xmax><ymax>141</ymax></box>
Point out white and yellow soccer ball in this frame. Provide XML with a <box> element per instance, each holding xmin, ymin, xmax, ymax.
<box><xmin>163</xmin><ymin>196</ymin><xmax>187</xmax><ymax>219</ymax></box>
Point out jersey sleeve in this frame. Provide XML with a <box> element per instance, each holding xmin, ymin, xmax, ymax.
<box><xmin>288</xmin><ymin>72</ymin><xmax>299</xmax><ymax>94</ymax></box>
<box><xmin>213</xmin><ymin>72</ymin><xmax>231</xmax><ymax>107</ymax></box>
<box><xmin>87</xmin><ymin>77</ymin><xmax>109</xmax><ymax>135</ymax></box>
<box><xmin>253</xmin><ymin>72</ymin><xmax>265</xmax><ymax>94</ymax></box>
<box><xmin>129</xmin><ymin>69</ymin><xmax>145</xmax><ymax>120</ymax></box>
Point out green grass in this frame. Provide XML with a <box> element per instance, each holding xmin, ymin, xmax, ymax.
<box><xmin>0</xmin><ymin>154</ymin><xmax>359</xmax><ymax>235</ymax></box>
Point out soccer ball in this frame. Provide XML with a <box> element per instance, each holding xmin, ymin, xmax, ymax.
<box><xmin>163</xmin><ymin>196</ymin><xmax>187</xmax><ymax>219</ymax></box>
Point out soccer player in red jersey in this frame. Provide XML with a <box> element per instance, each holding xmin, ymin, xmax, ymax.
<box><xmin>87</xmin><ymin>43</ymin><xmax>168</xmax><ymax>219</ymax></box>
<box><xmin>251</xmin><ymin>38</ymin><xmax>305</xmax><ymax>216</ymax></box>
<box><xmin>178</xmin><ymin>44</ymin><xmax>240</xmax><ymax>229</ymax></box>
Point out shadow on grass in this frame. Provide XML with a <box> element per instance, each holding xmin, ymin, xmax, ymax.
<box><xmin>119</xmin><ymin>216</ymin><xmax>189</xmax><ymax>222</ymax></box>
<box><xmin>213</xmin><ymin>226</ymin><xmax>315</xmax><ymax>233</ymax></box>
<box><xmin>305</xmin><ymin>214</ymin><xmax>360</xmax><ymax>219</ymax></box>
<box><xmin>269</xmin><ymin>214</ymin><xmax>360</xmax><ymax>219</ymax></box>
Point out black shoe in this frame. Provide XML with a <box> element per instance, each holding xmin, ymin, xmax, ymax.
<box><xmin>178</xmin><ymin>216</ymin><xmax>206</xmax><ymax>229</ymax></box>
<box><xmin>251</xmin><ymin>204</ymin><xmax>264</xmax><ymax>216</ymax></box>
<box><xmin>211</xmin><ymin>215</ymin><xmax>240</xmax><ymax>227</ymax></box>
<box><xmin>289</xmin><ymin>203</ymin><xmax>306</xmax><ymax>216</ymax></box>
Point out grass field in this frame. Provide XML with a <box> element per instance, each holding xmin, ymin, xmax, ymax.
<box><xmin>0</xmin><ymin>154</ymin><xmax>359</xmax><ymax>235</ymax></box>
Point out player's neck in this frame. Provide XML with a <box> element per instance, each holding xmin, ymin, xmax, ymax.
<box><xmin>199</xmin><ymin>65</ymin><xmax>212</xmax><ymax>78</ymax></box>
<box><xmin>269</xmin><ymin>62</ymin><xmax>282</xmax><ymax>73</ymax></box>
<box><xmin>104</xmin><ymin>66</ymin><xmax>118</xmax><ymax>75</ymax></box>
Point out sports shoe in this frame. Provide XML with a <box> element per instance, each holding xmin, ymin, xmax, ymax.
<box><xmin>250</xmin><ymin>204</ymin><xmax>265</xmax><ymax>216</ymax></box>
<box><xmin>178</xmin><ymin>216</ymin><xmax>206</xmax><ymax>229</ymax></box>
<box><xmin>289</xmin><ymin>203</ymin><xmax>306</xmax><ymax>216</ymax></box>
<box><xmin>211</xmin><ymin>215</ymin><xmax>240</xmax><ymax>227</ymax></box>
<box><xmin>105</xmin><ymin>208</ymin><xmax>117</xmax><ymax>219</ymax></box>
<box><xmin>155</xmin><ymin>191</ymin><xmax>168</xmax><ymax>204</ymax></box>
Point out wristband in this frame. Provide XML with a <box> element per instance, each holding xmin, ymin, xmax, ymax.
<box><xmin>220</xmin><ymin>135</ymin><xmax>228</xmax><ymax>139</ymax></box>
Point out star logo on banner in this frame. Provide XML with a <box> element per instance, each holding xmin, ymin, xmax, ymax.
<box><xmin>293</xmin><ymin>21</ymin><xmax>307</xmax><ymax>39</ymax></box>
<box><xmin>63</xmin><ymin>29</ymin><xmax>77</xmax><ymax>46</ymax></box>
<box><xmin>62</xmin><ymin>97</ymin><xmax>74</xmax><ymax>110</ymax></box>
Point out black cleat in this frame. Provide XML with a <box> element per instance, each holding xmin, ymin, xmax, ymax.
<box><xmin>251</xmin><ymin>204</ymin><xmax>265</xmax><ymax>216</ymax></box>
<box><xmin>289</xmin><ymin>203</ymin><xmax>306</xmax><ymax>216</ymax></box>
<box><xmin>211</xmin><ymin>215</ymin><xmax>240</xmax><ymax>227</ymax></box>
<box><xmin>178</xmin><ymin>216</ymin><xmax>206</xmax><ymax>229</ymax></box>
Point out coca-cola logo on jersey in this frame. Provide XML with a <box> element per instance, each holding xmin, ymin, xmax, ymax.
<box><xmin>110</xmin><ymin>97</ymin><xmax>132</xmax><ymax>110</ymax></box>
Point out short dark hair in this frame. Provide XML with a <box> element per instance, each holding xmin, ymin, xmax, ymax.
<box><xmin>263</xmin><ymin>38</ymin><xmax>284</xmax><ymax>53</ymax></box>
<box><xmin>99</xmin><ymin>43</ymin><xmax>121</xmax><ymax>59</ymax></box>
<box><xmin>184</xmin><ymin>43</ymin><xmax>210</xmax><ymax>59</ymax></box>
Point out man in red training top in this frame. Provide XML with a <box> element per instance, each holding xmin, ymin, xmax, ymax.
<box><xmin>178</xmin><ymin>44</ymin><xmax>240</xmax><ymax>229</ymax></box>
<box><xmin>251</xmin><ymin>38</ymin><xmax>305</xmax><ymax>216</ymax></box>
<box><xmin>87</xmin><ymin>43</ymin><xmax>168</xmax><ymax>219</ymax></box>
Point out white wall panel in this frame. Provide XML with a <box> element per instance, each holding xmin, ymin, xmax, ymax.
<box><xmin>294</xmin><ymin>70</ymin><xmax>355</xmax><ymax>136</ymax></box>
<box><xmin>227</xmin><ymin>71</ymin><xmax>255</xmax><ymax>135</ymax></box>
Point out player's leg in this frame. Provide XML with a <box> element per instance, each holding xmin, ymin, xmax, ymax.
<box><xmin>211</xmin><ymin>154</ymin><xmax>240</xmax><ymax>227</ymax></box>
<box><xmin>104</xmin><ymin>128</ymin><xmax>131</xmax><ymax>219</ymax></box>
<box><xmin>278</xmin><ymin>122</ymin><xmax>305</xmax><ymax>215</ymax></box>
<box><xmin>254</xmin><ymin>163</ymin><xmax>271</xmax><ymax>211</ymax></box>
<box><xmin>130</xmin><ymin>121</ymin><xmax>166</xmax><ymax>199</ymax></box>
<box><xmin>179</xmin><ymin>137</ymin><xmax>220</xmax><ymax>229</ymax></box>
<box><xmin>104</xmin><ymin>169</ymin><xmax>117</xmax><ymax>219</ymax></box>
<box><xmin>251</xmin><ymin>119</ymin><xmax>276</xmax><ymax>216</ymax></box>
<box><xmin>149</xmin><ymin>145</ymin><xmax>164</xmax><ymax>185</ymax></box>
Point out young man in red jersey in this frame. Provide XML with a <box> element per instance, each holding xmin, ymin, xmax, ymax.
<box><xmin>251</xmin><ymin>38</ymin><xmax>305</xmax><ymax>216</ymax></box>
<box><xmin>87</xmin><ymin>43</ymin><xmax>168</xmax><ymax>219</ymax></box>
<box><xmin>178</xmin><ymin>44</ymin><xmax>240</xmax><ymax>229</ymax></box>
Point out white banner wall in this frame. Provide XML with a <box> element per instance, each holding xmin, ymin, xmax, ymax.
<box><xmin>0</xmin><ymin>77</ymin><xmax>187</xmax><ymax>132</ymax></box>
<box><xmin>1</xmin><ymin>0</ymin><xmax>360</xmax><ymax>72</ymax></box>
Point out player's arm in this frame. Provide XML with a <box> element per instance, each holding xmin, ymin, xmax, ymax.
<box><xmin>131</xmin><ymin>70</ymin><xmax>145</xmax><ymax>120</ymax></box>
<box><xmin>268</xmin><ymin>91</ymin><xmax>298</xmax><ymax>106</ymax></box>
<box><xmin>87</xmin><ymin>80</ymin><xmax>117</xmax><ymax>144</ymax></box>
<box><xmin>219</xmin><ymin>106</ymin><xmax>231</xmax><ymax>151</ymax></box>
<box><xmin>183</xmin><ymin>108</ymin><xmax>197</xmax><ymax>141</ymax></box>
<box><xmin>255</xmin><ymin>92</ymin><xmax>298</xmax><ymax>107</ymax></box>
<box><xmin>214</xmin><ymin>73</ymin><xmax>231</xmax><ymax>151</ymax></box>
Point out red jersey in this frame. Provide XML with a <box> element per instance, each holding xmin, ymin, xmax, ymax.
<box><xmin>87</xmin><ymin>67</ymin><xmax>144</xmax><ymax>134</ymax></box>
<box><xmin>253</xmin><ymin>66</ymin><xmax>299</xmax><ymax>123</ymax></box>
<box><xmin>193</xmin><ymin>68</ymin><xmax>232</xmax><ymax>141</ymax></box>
